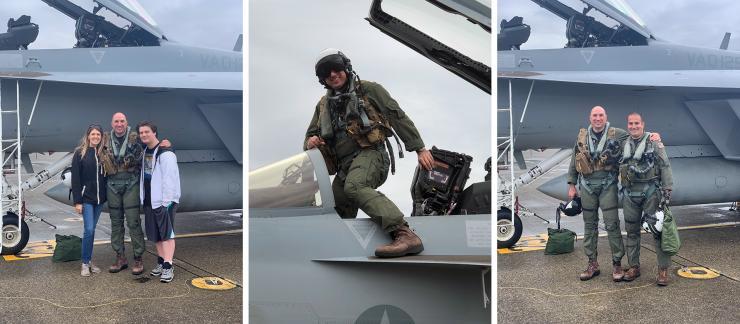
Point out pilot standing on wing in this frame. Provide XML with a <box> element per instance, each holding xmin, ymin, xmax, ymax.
<box><xmin>618</xmin><ymin>112</ymin><xmax>673</xmax><ymax>286</ymax></box>
<box><xmin>304</xmin><ymin>48</ymin><xmax>433</xmax><ymax>258</ymax></box>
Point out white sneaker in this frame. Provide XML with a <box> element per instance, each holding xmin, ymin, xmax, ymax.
<box><xmin>160</xmin><ymin>267</ymin><xmax>173</xmax><ymax>283</ymax></box>
<box><xmin>81</xmin><ymin>263</ymin><xmax>91</xmax><ymax>277</ymax></box>
<box><xmin>150</xmin><ymin>263</ymin><xmax>163</xmax><ymax>276</ymax></box>
<box><xmin>89</xmin><ymin>262</ymin><xmax>101</xmax><ymax>274</ymax></box>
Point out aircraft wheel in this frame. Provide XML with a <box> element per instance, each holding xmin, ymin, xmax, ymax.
<box><xmin>2</xmin><ymin>212</ymin><xmax>29</xmax><ymax>255</ymax></box>
<box><xmin>497</xmin><ymin>208</ymin><xmax>522</xmax><ymax>249</ymax></box>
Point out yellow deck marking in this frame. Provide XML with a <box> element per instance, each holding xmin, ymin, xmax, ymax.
<box><xmin>498</xmin><ymin>234</ymin><xmax>548</xmax><ymax>254</ymax></box>
<box><xmin>2</xmin><ymin>229</ymin><xmax>242</xmax><ymax>262</ymax></box>
<box><xmin>3</xmin><ymin>240</ymin><xmax>56</xmax><ymax>261</ymax></box>
<box><xmin>677</xmin><ymin>266</ymin><xmax>721</xmax><ymax>280</ymax></box>
<box><xmin>498</xmin><ymin>222</ymin><xmax>740</xmax><ymax>255</ymax></box>
<box><xmin>190</xmin><ymin>277</ymin><xmax>237</xmax><ymax>291</ymax></box>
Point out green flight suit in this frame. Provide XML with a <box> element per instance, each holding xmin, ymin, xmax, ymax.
<box><xmin>620</xmin><ymin>134</ymin><xmax>673</xmax><ymax>269</ymax></box>
<box><xmin>305</xmin><ymin>80</ymin><xmax>425</xmax><ymax>233</ymax></box>
<box><xmin>567</xmin><ymin>126</ymin><xmax>628</xmax><ymax>263</ymax></box>
<box><xmin>102</xmin><ymin>129</ymin><xmax>145</xmax><ymax>259</ymax></box>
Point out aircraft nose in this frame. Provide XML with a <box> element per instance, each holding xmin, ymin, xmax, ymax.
<box><xmin>537</xmin><ymin>174</ymin><xmax>569</xmax><ymax>201</ymax></box>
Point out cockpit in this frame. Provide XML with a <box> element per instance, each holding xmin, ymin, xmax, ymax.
<box><xmin>0</xmin><ymin>0</ymin><xmax>164</xmax><ymax>50</ymax></box>
<box><xmin>498</xmin><ymin>0</ymin><xmax>652</xmax><ymax>50</ymax></box>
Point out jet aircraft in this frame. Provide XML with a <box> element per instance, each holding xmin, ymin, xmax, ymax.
<box><xmin>497</xmin><ymin>0</ymin><xmax>740</xmax><ymax>246</ymax></box>
<box><xmin>0</xmin><ymin>0</ymin><xmax>242</xmax><ymax>254</ymax></box>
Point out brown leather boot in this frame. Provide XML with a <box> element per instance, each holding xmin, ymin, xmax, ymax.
<box><xmin>657</xmin><ymin>268</ymin><xmax>669</xmax><ymax>286</ymax></box>
<box><xmin>623</xmin><ymin>266</ymin><xmax>641</xmax><ymax>282</ymax></box>
<box><xmin>132</xmin><ymin>257</ymin><xmax>144</xmax><ymax>275</ymax></box>
<box><xmin>109</xmin><ymin>254</ymin><xmax>128</xmax><ymax>273</ymax></box>
<box><xmin>612</xmin><ymin>261</ymin><xmax>625</xmax><ymax>282</ymax></box>
<box><xmin>374</xmin><ymin>225</ymin><xmax>424</xmax><ymax>258</ymax></box>
<box><xmin>579</xmin><ymin>260</ymin><xmax>600</xmax><ymax>281</ymax></box>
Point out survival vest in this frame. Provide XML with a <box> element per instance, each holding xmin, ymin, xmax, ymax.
<box><xmin>619</xmin><ymin>132</ymin><xmax>660</xmax><ymax>198</ymax></box>
<box><xmin>100</xmin><ymin>127</ymin><xmax>144</xmax><ymax>176</ymax></box>
<box><xmin>317</xmin><ymin>80</ymin><xmax>404</xmax><ymax>173</ymax></box>
<box><xmin>574</xmin><ymin>126</ymin><xmax>620</xmax><ymax>175</ymax></box>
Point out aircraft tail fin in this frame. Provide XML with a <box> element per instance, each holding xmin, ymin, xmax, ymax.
<box><xmin>233</xmin><ymin>34</ymin><xmax>243</xmax><ymax>52</ymax></box>
<box><xmin>720</xmin><ymin>32</ymin><xmax>731</xmax><ymax>50</ymax></box>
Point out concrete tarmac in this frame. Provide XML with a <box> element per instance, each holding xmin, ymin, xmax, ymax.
<box><xmin>498</xmin><ymin>149</ymin><xmax>740</xmax><ymax>322</ymax></box>
<box><xmin>1</xmin><ymin>156</ymin><xmax>243</xmax><ymax>323</ymax></box>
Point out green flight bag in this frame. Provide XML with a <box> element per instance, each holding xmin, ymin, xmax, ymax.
<box><xmin>545</xmin><ymin>208</ymin><xmax>576</xmax><ymax>255</ymax></box>
<box><xmin>660</xmin><ymin>207</ymin><xmax>680</xmax><ymax>256</ymax></box>
<box><xmin>52</xmin><ymin>234</ymin><xmax>81</xmax><ymax>262</ymax></box>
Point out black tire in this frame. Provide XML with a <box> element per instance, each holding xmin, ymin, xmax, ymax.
<box><xmin>2</xmin><ymin>213</ymin><xmax>30</xmax><ymax>255</ymax></box>
<box><xmin>497</xmin><ymin>208</ymin><xmax>522</xmax><ymax>249</ymax></box>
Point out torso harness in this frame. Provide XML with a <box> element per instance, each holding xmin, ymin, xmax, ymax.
<box><xmin>318</xmin><ymin>76</ymin><xmax>404</xmax><ymax>174</ymax></box>
<box><xmin>619</xmin><ymin>132</ymin><xmax>660</xmax><ymax>202</ymax></box>
<box><xmin>575</xmin><ymin>122</ymin><xmax>621</xmax><ymax>194</ymax></box>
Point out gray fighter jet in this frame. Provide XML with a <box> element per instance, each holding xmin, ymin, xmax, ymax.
<box><xmin>249</xmin><ymin>1</ymin><xmax>492</xmax><ymax>323</ymax></box>
<box><xmin>0</xmin><ymin>0</ymin><xmax>241</xmax><ymax>254</ymax></box>
<box><xmin>497</xmin><ymin>0</ymin><xmax>740</xmax><ymax>245</ymax></box>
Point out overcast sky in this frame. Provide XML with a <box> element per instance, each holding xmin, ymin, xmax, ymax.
<box><xmin>0</xmin><ymin>0</ymin><xmax>242</xmax><ymax>51</ymax></box>
<box><xmin>249</xmin><ymin>0</ymin><xmax>492</xmax><ymax>216</ymax></box>
<box><xmin>498</xmin><ymin>0</ymin><xmax>740</xmax><ymax>50</ymax></box>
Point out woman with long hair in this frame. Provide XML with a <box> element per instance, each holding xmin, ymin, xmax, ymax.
<box><xmin>71</xmin><ymin>124</ymin><xmax>107</xmax><ymax>277</ymax></box>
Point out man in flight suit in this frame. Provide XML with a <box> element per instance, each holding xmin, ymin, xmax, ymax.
<box><xmin>304</xmin><ymin>48</ymin><xmax>433</xmax><ymax>258</ymax></box>
<box><xmin>619</xmin><ymin>112</ymin><xmax>673</xmax><ymax>286</ymax></box>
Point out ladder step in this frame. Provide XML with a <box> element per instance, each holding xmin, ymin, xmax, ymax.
<box><xmin>0</xmin><ymin>139</ymin><xmax>18</xmax><ymax>143</ymax></box>
<box><xmin>497</xmin><ymin>108</ymin><xmax>510</xmax><ymax>112</ymax></box>
<box><xmin>1</xmin><ymin>110</ymin><xmax>18</xmax><ymax>114</ymax></box>
<box><xmin>497</xmin><ymin>136</ymin><xmax>511</xmax><ymax>140</ymax></box>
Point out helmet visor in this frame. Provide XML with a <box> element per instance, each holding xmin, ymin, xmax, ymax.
<box><xmin>315</xmin><ymin>55</ymin><xmax>346</xmax><ymax>79</ymax></box>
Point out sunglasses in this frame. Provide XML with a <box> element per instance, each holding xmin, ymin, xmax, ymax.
<box><xmin>316</xmin><ymin>56</ymin><xmax>346</xmax><ymax>79</ymax></box>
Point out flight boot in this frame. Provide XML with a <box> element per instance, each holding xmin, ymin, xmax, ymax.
<box><xmin>612</xmin><ymin>261</ymin><xmax>625</xmax><ymax>282</ymax></box>
<box><xmin>657</xmin><ymin>268</ymin><xmax>669</xmax><ymax>286</ymax></box>
<box><xmin>579</xmin><ymin>260</ymin><xmax>600</xmax><ymax>281</ymax></box>
<box><xmin>132</xmin><ymin>257</ymin><xmax>144</xmax><ymax>275</ymax></box>
<box><xmin>109</xmin><ymin>254</ymin><xmax>129</xmax><ymax>273</ymax></box>
<box><xmin>623</xmin><ymin>266</ymin><xmax>641</xmax><ymax>282</ymax></box>
<box><xmin>374</xmin><ymin>225</ymin><xmax>424</xmax><ymax>258</ymax></box>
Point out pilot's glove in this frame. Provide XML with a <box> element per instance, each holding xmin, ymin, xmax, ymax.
<box><xmin>661</xmin><ymin>189</ymin><xmax>672</xmax><ymax>208</ymax></box>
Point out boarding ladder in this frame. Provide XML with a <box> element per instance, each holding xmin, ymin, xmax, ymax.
<box><xmin>497</xmin><ymin>79</ymin><xmax>515</xmax><ymax>213</ymax></box>
<box><xmin>0</xmin><ymin>80</ymin><xmax>23</xmax><ymax>252</ymax></box>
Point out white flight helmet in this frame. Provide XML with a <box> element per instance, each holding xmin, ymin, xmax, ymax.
<box><xmin>314</xmin><ymin>48</ymin><xmax>352</xmax><ymax>85</ymax></box>
<box><xmin>642</xmin><ymin>209</ymin><xmax>665</xmax><ymax>236</ymax></box>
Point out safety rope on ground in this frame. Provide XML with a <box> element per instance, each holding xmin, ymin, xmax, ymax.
<box><xmin>0</xmin><ymin>282</ymin><xmax>191</xmax><ymax>309</ymax></box>
<box><xmin>498</xmin><ymin>283</ymin><xmax>654</xmax><ymax>297</ymax></box>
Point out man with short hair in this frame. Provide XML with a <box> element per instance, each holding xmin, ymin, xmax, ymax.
<box><xmin>100</xmin><ymin>112</ymin><xmax>170</xmax><ymax>275</ymax></box>
<box><xmin>138</xmin><ymin>121</ymin><xmax>180</xmax><ymax>283</ymax></box>
<box><xmin>100</xmin><ymin>112</ymin><xmax>147</xmax><ymax>274</ymax></box>
<box><xmin>619</xmin><ymin>112</ymin><xmax>673</xmax><ymax>286</ymax></box>
<box><xmin>568</xmin><ymin>106</ymin><xmax>629</xmax><ymax>281</ymax></box>
<box><xmin>304</xmin><ymin>48</ymin><xmax>433</xmax><ymax>258</ymax></box>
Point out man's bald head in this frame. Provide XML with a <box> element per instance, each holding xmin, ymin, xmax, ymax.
<box><xmin>111</xmin><ymin>112</ymin><xmax>129</xmax><ymax>137</ymax></box>
<box><xmin>589</xmin><ymin>105</ymin><xmax>607</xmax><ymax>132</ymax></box>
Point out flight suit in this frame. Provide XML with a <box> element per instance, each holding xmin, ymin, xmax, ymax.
<box><xmin>567</xmin><ymin>125</ymin><xmax>628</xmax><ymax>264</ymax></box>
<box><xmin>305</xmin><ymin>80</ymin><xmax>425</xmax><ymax>233</ymax></box>
<box><xmin>620</xmin><ymin>134</ymin><xmax>673</xmax><ymax>270</ymax></box>
<box><xmin>101</xmin><ymin>129</ymin><xmax>146</xmax><ymax>261</ymax></box>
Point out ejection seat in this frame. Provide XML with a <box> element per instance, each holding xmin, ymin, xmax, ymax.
<box><xmin>0</xmin><ymin>15</ymin><xmax>39</xmax><ymax>50</ymax></box>
<box><xmin>497</xmin><ymin>16</ymin><xmax>530</xmax><ymax>50</ymax></box>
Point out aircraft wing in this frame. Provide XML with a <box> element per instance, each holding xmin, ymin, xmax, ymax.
<box><xmin>498</xmin><ymin>69</ymin><xmax>740</xmax><ymax>89</ymax></box>
<box><xmin>0</xmin><ymin>71</ymin><xmax>241</xmax><ymax>91</ymax></box>
<box><xmin>313</xmin><ymin>255</ymin><xmax>490</xmax><ymax>268</ymax></box>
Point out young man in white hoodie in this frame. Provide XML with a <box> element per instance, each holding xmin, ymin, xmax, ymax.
<box><xmin>138</xmin><ymin>121</ymin><xmax>181</xmax><ymax>283</ymax></box>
